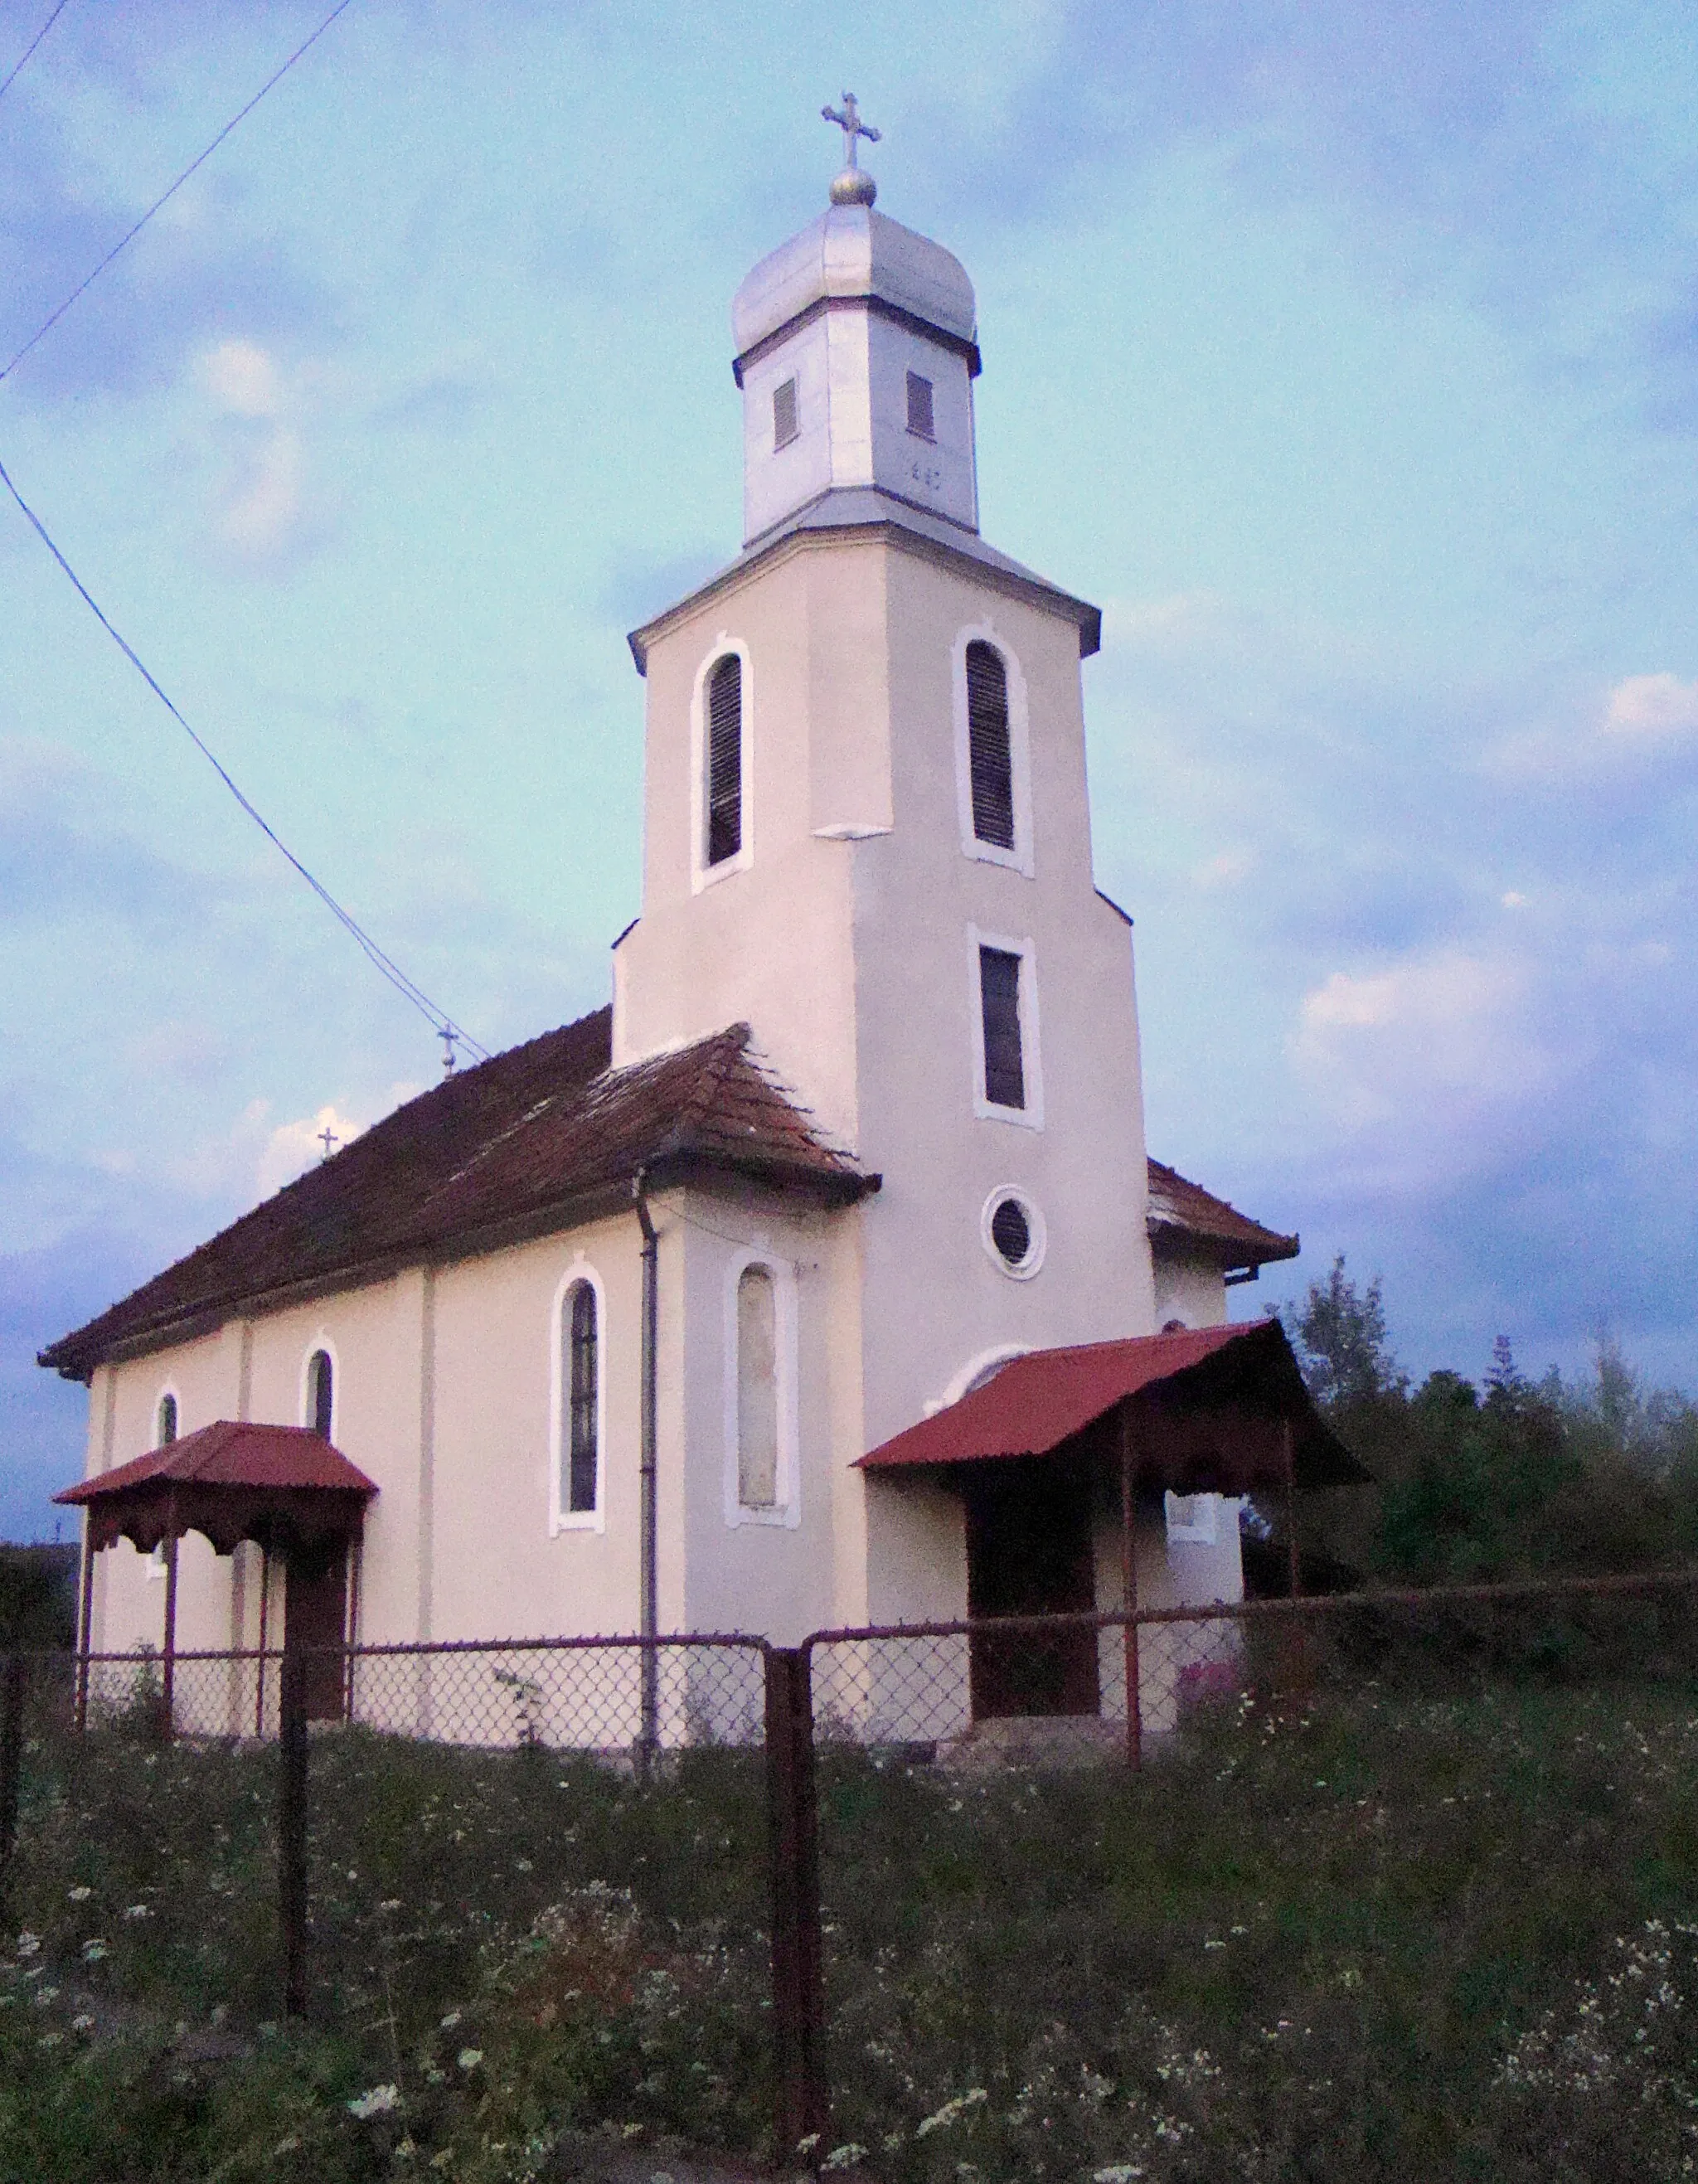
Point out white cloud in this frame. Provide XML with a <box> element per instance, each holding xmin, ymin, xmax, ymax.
<box><xmin>1191</xmin><ymin>847</ymin><xmax>1258</xmax><ymax>889</ymax></box>
<box><xmin>1289</xmin><ymin>949</ymin><xmax>1541</xmax><ymax>1133</ymax></box>
<box><xmin>214</xmin><ymin>426</ymin><xmax>307</xmax><ymax>560</ymax></box>
<box><xmin>199</xmin><ymin>338</ymin><xmax>283</xmax><ymax>419</ymax></box>
<box><xmin>256</xmin><ymin>1104</ymin><xmax>366</xmax><ymax>1199</ymax></box>
<box><xmin>1603</xmin><ymin>672</ymin><xmax>1698</xmax><ymax>743</ymax></box>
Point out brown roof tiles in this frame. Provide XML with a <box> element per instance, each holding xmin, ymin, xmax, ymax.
<box><xmin>41</xmin><ymin>1007</ymin><xmax>870</xmax><ymax>1382</ymax></box>
<box><xmin>1146</xmin><ymin>1158</ymin><xmax>1298</xmax><ymax>1272</ymax></box>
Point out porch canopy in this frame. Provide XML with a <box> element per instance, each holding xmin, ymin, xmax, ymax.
<box><xmin>857</xmin><ymin>1319</ymin><xmax>1365</xmax><ymax>1495</ymax></box>
<box><xmin>56</xmin><ymin>1420</ymin><xmax>376</xmax><ymax>1560</ymax></box>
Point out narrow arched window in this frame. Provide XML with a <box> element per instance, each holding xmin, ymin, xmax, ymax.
<box><xmin>156</xmin><ymin>1393</ymin><xmax>178</xmax><ymax>1447</ymax></box>
<box><xmin>706</xmin><ymin>653</ymin><xmax>744</xmax><ymax>866</ymax></box>
<box><xmin>736</xmin><ymin>1266</ymin><xmax>778</xmax><ymax>1509</ymax></box>
<box><xmin>308</xmin><ymin>1349</ymin><xmax>333</xmax><ymax>1439</ymax></box>
<box><xmin>565</xmin><ymin>1282</ymin><xmax>599</xmax><ymax>1516</ymax></box>
<box><xmin>965</xmin><ymin>640</ymin><xmax>1014</xmax><ymax>850</ymax></box>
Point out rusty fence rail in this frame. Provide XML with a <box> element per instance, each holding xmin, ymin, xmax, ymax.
<box><xmin>3</xmin><ymin>1567</ymin><xmax>1698</xmax><ymax>2162</ymax></box>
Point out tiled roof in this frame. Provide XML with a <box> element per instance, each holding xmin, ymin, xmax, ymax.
<box><xmin>1146</xmin><ymin>1158</ymin><xmax>1298</xmax><ymax>1271</ymax></box>
<box><xmin>41</xmin><ymin>1008</ymin><xmax>870</xmax><ymax>1382</ymax></box>
<box><xmin>54</xmin><ymin>1421</ymin><xmax>376</xmax><ymax>1503</ymax></box>
<box><xmin>859</xmin><ymin>1320</ymin><xmax>1364</xmax><ymax>1490</ymax></box>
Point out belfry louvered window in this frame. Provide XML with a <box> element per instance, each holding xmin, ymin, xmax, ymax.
<box><xmin>965</xmin><ymin>641</ymin><xmax>1015</xmax><ymax>850</ymax></box>
<box><xmin>906</xmin><ymin>370</ymin><xmax>934</xmax><ymax>439</ymax></box>
<box><xmin>706</xmin><ymin>653</ymin><xmax>744</xmax><ymax>866</ymax></box>
<box><xmin>772</xmin><ymin>376</ymin><xmax>798</xmax><ymax>449</ymax></box>
<box><xmin>979</xmin><ymin>945</ymin><xmax>1026</xmax><ymax>1109</ymax></box>
<box><xmin>565</xmin><ymin>1281</ymin><xmax>599</xmax><ymax>1516</ymax></box>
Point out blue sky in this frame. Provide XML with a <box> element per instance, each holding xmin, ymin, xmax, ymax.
<box><xmin>2</xmin><ymin>0</ymin><xmax>1696</xmax><ymax>1536</ymax></box>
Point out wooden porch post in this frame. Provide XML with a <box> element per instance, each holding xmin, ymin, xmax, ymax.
<box><xmin>1282</xmin><ymin>1420</ymin><xmax>1302</xmax><ymax>1599</ymax></box>
<box><xmin>75</xmin><ymin>1515</ymin><xmax>95</xmax><ymax>1732</ymax></box>
<box><xmin>255</xmin><ymin>1551</ymin><xmax>271</xmax><ymax>1739</ymax></box>
<box><xmin>160</xmin><ymin>1493</ymin><xmax>180</xmax><ymax>1742</ymax></box>
<box><xmin>1118</xmin><ymin>1405</ymin><xmax>1143</xmax><ymax>1770</ymax></box>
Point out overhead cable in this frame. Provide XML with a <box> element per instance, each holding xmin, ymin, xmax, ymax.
<box><xmin>0</xmin><ymin>0</ymin><xmax>357</xmax><ymax>387</ymax></box>
<box><xmin>0</xmin><ymin>0</ymin><xmax>70</xmax><ymax>104</ymax></box>
<box><xmin>0</xmin><ymin>450</ymin><xmax>488</xmax><ymax>1064</ymax></box>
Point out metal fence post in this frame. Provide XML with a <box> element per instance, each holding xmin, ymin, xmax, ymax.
<box><xmin>0</xmin><ymin>1655</ymin><xmax>24</xmax><ymax>1895</ymax></box>
<box><xmin>279</xmin><ymin>1646</ymin><xmax>310</xmax><ymax>2018</ymax></box>
<box><xmin>764</xmin><ymin>1644</ymin><xmax>827</xmax><ymax>2159</ymax></box>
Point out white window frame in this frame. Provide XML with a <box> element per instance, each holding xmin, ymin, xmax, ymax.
<box><xmin>298</xmin><ymin>1335</ymin><xmax>339</xmax><ymax>1443</ymax></box>
<box><xmin>549</xmin><ymin>1259</ymin><xmax>609</xmax><ymax>1536</ymax></box>
<box><xmin>721</xmin><ymin>1247</ymin><xmax>801</xmax><ymax>1531</ymax></box>
<box><xmin>1165</xmin><ymin>1492</ymin><xmax>1220</xmax><ymax>1546</ymax></box>
<box><xmin>952</xmin><ymin>622</ymin><xmax>1034</xmax><ymax>877</ymax></box>
<box><xmin>690</xmin><ymin>635</ymin><xmax>754</xmax><ymax>895</ymax></box>
<box><xmin>967</xmin><ymin>925</ymin><xmax>1045</xmax><ymax>1130</ymax></box>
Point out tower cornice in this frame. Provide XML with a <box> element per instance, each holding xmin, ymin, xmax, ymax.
<box><xmin>627</xmin><ymin>490</ymin><xmax>1101</xmax><ymax>675</ymax></box>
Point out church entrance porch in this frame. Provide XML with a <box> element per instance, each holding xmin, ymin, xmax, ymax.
<box><xmin>55</xmin><ymin>1420</ymin><xmax>376</xmax><ymax>1739</ymax></box>
<box><xmin>964</xmin><ymin>1455</ymin><xmax>1098</xmax><ymax>1719</ymax></box>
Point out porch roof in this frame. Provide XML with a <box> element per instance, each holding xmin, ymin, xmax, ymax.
<box><xmin>857</xmin><ymin>1320</ymin><xmax>1366</xmax><ymax>1492</ymax></box>
<box><xmin>55</xmin><ymin>1420</ymin><xmax>376</xmax><ymax>1558</ymax></box>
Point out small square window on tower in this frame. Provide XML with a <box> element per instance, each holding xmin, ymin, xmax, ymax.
<box><xmin>905</xmin><ymin>371</ymin><xmax>934</xmax><ymax>441</ymax></box>
<box><xmin>772</xmin><ymin>376</ymin><xmax>798</xmax><ymax>449</ymax></box>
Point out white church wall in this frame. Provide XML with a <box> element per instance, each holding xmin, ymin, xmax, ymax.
<box><xmin>1091</xmin><ymin>1502</ymin><xmax>1245</xmax><ymax>1735</ymax></box>
<box><xmin>671</xmin><ymin>1185</ymin><xmax>842</xmax><ymax>1648</ymax></box>
<box><xmin>852</xmin><ymin>550</ymin><xmax>1157</xmax><ymax>1460</ymax></box>
<box><xmin>1152</xmin><ymin>1252</ymin><xmax>1230</xmax><ymax>1332</ymax></box>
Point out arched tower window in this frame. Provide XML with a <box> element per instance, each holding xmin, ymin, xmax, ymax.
<box><xmin>564</xmin><ymin>1280</ymin><xmax>599</xmax><ymax>1517</ymax></box>
<box><xmin>156</xmin><ymin>1392</ymin><xmax>178</xmax><ymax>1447</ymax></box>
<box><xmin>735</xmin><ymin>1265</ymin><xmax>779</xmax><ymax>1509</ymax></box>
<box><xmin>964</xmin><ymin>639</ymin><xmax>1014</xmax><ymax>850</ymax></box>
<box><xmin>307</xmin><ymin>1349</ymin><xmax>333</xmax><ymax>1439</ymax></box>
<box><xmin>705</xmin><ymin>653</ymin><xmax>744</xmax><ymax>866</ymax></box>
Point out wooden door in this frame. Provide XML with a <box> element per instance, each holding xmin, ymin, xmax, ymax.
<box><xmin>966</xmin><ymin>1458</ymin><xmax>1099</xmax><ymax>1719</ymax></box>
<box><xmin>284</xmin><ymin>1551</ymin><xmax>348</xmax><ymax>1722</ymax></box>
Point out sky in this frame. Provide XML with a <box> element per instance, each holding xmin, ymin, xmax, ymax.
<box><xmin>2</xmin><ymin>0</ymin><xmax>1696</xmax><ymax>1536</ymax></box>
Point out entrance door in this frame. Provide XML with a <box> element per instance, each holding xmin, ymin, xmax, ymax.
<box><xmin>284</xmin><ymin>1550</ymin><xmax>349</xmax><ymax>1721</ymax></box>
<box><xmin>965</xmin><ymin>1458</ymin><xmax>1099</xmax><ymax>1718</ymax></box>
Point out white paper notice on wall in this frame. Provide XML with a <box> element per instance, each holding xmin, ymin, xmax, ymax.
<box><xmin>1164</xmin><ymin>1491</ymin><xmax>1218</xmax><ymax>1546</ymax></box>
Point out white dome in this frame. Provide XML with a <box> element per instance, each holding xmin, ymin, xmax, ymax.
<box><xmin>732</xmin><ymin>205</ymin><xmax>977</xmax><ymax>361</ymax></box>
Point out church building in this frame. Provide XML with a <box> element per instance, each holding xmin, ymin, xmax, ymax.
<box><xmin>44</xmin><ymin>110</ymin><xmax>1345</xmax><ymax>1731</ymax></box>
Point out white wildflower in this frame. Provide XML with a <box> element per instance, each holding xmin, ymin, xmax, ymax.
<box><xmin>1094</xmin><ymin>2168</ymin><xmax>1145</xmax><ymax>2182</ymax></box>
<box><xmin>439</xmin><ymin>2009</ymin><xmax>462</xmax><ymax>2029</ymax></box>
<box><xmin>80</xmin><ymin>1940</ymin><xmax>108</xmax><ymax>1963</ymax></box>
<box><xmin>916</xmin><ymin>2089</ymin><xmax>988</xmax><ymax>2138</ymax></box>
<box><xmin>457</xmin><ymin>2048</ymin><xmax>483</xmax><ymax>2071</ymax></box>
<box><xmin>347</xmin><ymin>2084</ymin><xmax>401</xmax><ymax>2119</ymax></box>
<box><xmin>122</xmin><ymin>1904</ymin><xmax>149</xmax><ymax>1921</ymax></box>
<box><xmin>822</xmin><ymin>2145</ymin><xmax>867</xmax><ymax>2171</ymax></box>
<box><xmin>15</xmin><ymin>1933</ymin><xmax>41</xmax><ymax>1958</ymax></box>
<box><xmin>66</xmin><ymin>1887</ymin><xmax>92</xmax><ymax>1904</ymax></box>
<box><xmin>71</xmin><ymin>2012</ymin><xmax>95</xmax><ymax>2033</ymax></box>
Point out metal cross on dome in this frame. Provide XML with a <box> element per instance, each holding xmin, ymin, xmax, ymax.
<box><xmin>822</xmin><ymin>91</ymin><xmax>880</xmax><ymax>169</ymax></box>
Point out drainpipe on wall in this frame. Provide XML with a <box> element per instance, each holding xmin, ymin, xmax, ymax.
<box><xmin>633</xmin><ymin>1169</ymin><xmax>660</xmax><ymax>1777</ymax></box>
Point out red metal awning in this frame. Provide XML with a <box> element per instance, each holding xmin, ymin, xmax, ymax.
<box><xmin>858</xmin><ymin>1320</ymin><xmax>1364</xmax><ymax>1492</ymax></box>
<box><xmin>56</xmin><ymin>1420</ymin><xmax>376</xmax><ymax>1557</ymax></box>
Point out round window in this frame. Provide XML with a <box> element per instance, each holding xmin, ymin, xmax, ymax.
<box><xmin>980</xmin><ymin>1187</ymin><xmax>1045</xmax><ymax>1279</ymax></box>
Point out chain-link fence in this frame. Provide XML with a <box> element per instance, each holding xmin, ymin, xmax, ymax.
<box><xmin>5</xmin><ymin>1570</ymin><xmax>1698</xmax><ymax>2176</ymax></box>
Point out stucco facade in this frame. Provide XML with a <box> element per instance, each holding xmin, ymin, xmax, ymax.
<box><xmin>62</xmin><ymin>177</ymin><xmax>1296</xmax><ymax>1686</ymax></box>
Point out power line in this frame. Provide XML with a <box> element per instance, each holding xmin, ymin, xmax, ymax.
<box><xmin>0</xmin><ymin>449</ymin><xmax>488</xmax><ymax>1065</ymax></box>
<box><xmin>0</xmin><ymin>0</ymin><xmax>357</xmax><ymax>387</ymax></box>
<box><xmin>0</xmin><ymin>0</ymin><xmax>70</xmax><ymax>104</ymax></box>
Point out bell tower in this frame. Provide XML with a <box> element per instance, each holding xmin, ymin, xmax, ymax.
<box><xmin>613</xmin><ymin>108</ymin><xmax>1156</xmax><ymax>1458</ymax></box>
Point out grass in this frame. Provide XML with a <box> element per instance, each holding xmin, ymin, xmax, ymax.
<box><xmin>4</xmin><ymin>1660</ymin><xmax>1698</xmax><ymax>2180</ymax></box>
